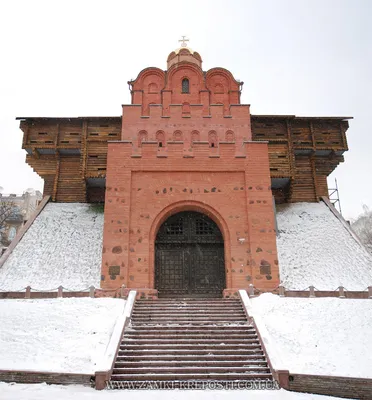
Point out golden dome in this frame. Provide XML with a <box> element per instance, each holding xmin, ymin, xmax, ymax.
<box><xmin>167</xmin><ymin>46</ymin><xmax>202</xmax><ymax>69</ymax></box>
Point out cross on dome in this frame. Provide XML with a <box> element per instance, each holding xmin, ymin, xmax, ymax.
<box><xmin>178</xmin><ymin>36</ymin><xmax>189</xmax><ymax>48</ymax></box>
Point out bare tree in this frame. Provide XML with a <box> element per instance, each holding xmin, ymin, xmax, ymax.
<box><xmin>0</xmin><ymin>201</ymin><xmax>15</xmax><ymax>230</ymax></box>
<box><xmin>0</xmin><ymin>200</ymin><xmax>17</xmax><ymax>246</ymax></box>
<box><xmin>352</xmin><ymin>205</ymin><xmax>372</xmax><ymax>254</ymax></box>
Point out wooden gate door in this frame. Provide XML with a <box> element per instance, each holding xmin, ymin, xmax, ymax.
<box><xmin>155</xmin><ymin>211</ymin><xmax>225</xmax><ymax>297</ymax></box>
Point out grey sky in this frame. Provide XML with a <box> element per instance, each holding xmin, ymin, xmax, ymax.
<box><xmin>0</xmin><ymin>0</ymin><xmax>370</xmax><ymax>219</ymax></box>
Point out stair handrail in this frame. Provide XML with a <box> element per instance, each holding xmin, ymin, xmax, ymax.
<box><xmin>95</xmin><ymin>290</ymin><xmax>137</xmax><ymax>389</ymax></box>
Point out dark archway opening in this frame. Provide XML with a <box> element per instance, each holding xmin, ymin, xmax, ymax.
<box><xmin>155</xmin><ymin>211</ymin><xmax>225</xmax><ymax>298</ymax></box>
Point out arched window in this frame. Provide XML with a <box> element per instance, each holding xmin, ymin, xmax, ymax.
<box><xmin>182</xmin><ymin>78</ymin><xmax>189</xmax><ymax>93</ymax></box>
<box><xmin>148</xmin><ymin>83</ymin><xmax>158</xmax><ymax>93</ymax></box>
<box><xmin>214</xmin><ymin>84</ymin><xmax>224</xmax><ymax>94</ymax></box>
<box><xmin>138</xmin><ymin>131</ymin><xmax>148</xmax><ymax>147</ymax></box>
<box><xmin>191</xmin><ymin>130</ymin><xmax>200</xmax><ymax>143</ymax></box>
<box><xmin>225</xmin><ymin>130</ymin><xmax>234</xmax><ymax>142</ymax></box>
<box><xmin>208</xmin><ymin>131</ymin><xmax>218</xmax><ymax>148</ymax></box>
<box><xmin>182</xmin><ymin>102</ymin><xmax>191</xmax><ymax>114</ymax></box>
<box><xmin>173</xmin><ymin>130</ymin><xmax>183</xmax><ymax>141</ymax></box>
<box><xmin>156</xmin><ymin>131</ymin><xmax>165</xmax><ymax>148</ymax></box>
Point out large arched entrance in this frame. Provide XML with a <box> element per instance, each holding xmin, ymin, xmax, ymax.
<box><xmin>155</xmin><ymin>211</ymin><xmax>226</xmax><ymax>297</ymax></box>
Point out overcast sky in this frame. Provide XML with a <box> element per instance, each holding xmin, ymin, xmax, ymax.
<box><xmin>0</xmin><ymin>0</ymin><xmax>370</xmax><ymax>219</ymax></box>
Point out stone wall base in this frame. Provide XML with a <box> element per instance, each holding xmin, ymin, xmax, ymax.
<box><xmin>288</xmin><ymin>373</ymin><xmax>372</xmax><ymax>399</ymax></box>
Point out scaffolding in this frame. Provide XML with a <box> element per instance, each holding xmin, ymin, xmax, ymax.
<box><xmin>328</xmin><ymin>178</ymin><xmax>342</xmax><ymax>214</ymax></box>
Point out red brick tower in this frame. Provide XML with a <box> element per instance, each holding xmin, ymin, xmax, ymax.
<box><xmin>101</xmin><ymin>44</ymin><xmax>279</xmax><ymax>297</ymax></box>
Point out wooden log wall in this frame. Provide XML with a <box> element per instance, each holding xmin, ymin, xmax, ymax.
<box><xmin>251</xmin><ymin>119</ymin><xmax>291</xmax><ymax>179</ymax></box>
<box><xmin>25</xmin><ymin>121</ymin><xmax>58</xmax><ymax>147</ymax></box>
<box><xmin>289</xmin><ymin>156</ymin><xmax>317</xmax><ymax>202</ymax></box>
<box><xmin>55</xmin><ymin>156</ymin><xmax>86</xmax><ymax>202</ymax></box>
<box><xmin>19</xmin><ymin>116</ymin><xmax>349</xmax><ymax>204</ymax></box>
<box><xmin>268</xmin><ymin>143</ymin><xmax>291</xmax><ymax>176</ymax></box>
<box><xmin>20</xmin><ymin>117</ymin><xmax>121</xmax><ymax>203</ymax></box>
<box><xmin>313</xmin><ymin>121</ymin><xmax>346</xmax><ymax>148</ymax></box>
<box><xmin>86</xmin><ymin>142</ymin><xmax>108</xmax><ymax>177</ymax></box>
<box><xmin>86</xmin><ymin>121</ymin><xmax>120</xmax><ymax>177</ymax></box>
<box><xmin>58</xmin><ymin>120</ymin><xmax>83</xmax><ymax>146</ymax></box>
<box><xmin>251</xmin><ymin>116</ymin><xmax>349</xmax><ymax>203</ymax></box>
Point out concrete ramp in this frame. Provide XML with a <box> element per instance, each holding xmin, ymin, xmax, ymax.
<box><xmin>277</xmin><ymin>201</ymin><xmax>372</xmax><ymax>290</ymax></box>
<box><xmin>0</xmin><ymin>203</ymin><xmax>103</xmax><ymax>291</ymax></box>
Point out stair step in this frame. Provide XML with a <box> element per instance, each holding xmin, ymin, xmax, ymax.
<box><xmin>113</xmin><ymin>366</ymin><xmax>270</xmax><ymax>374</ymax></box>
<box><xmin>126</xmin><ymin>329</ymin><xmax>255</xmax><ymax>335</ymax></box>
<box><xmin>120</xmin><ymin>344</ymin><xmax>261</xmax><ymax>351</ymax></box>
<box><xmin>132</xmin><ymin>310</ymin><xmax>245</xmax><ymax>315</ymax></box>
<box><xmin>110</xmin><ymin>373</ymin><xmax>273</xmax><ymax>381</ymax></box>
<box><xmin>114</xmin><ymin>360</ymin><xmax>268</xmax><ymax>368</ymax></box>
<box><xmin>124</xmin><ymin>334</ymin><xmax>257</xmax><ymax>340</ymax></box>
<box><xmin>132</xmin><ymin>317</ymin><xmax>246</xmax><ymax>325</ymax></box>
<box><xmin>135</xmin><ymin>305</ymin><xmax>244</xmax><ymax>312</ymax></box>
<box><xmin>122</xmin><ymin>338</ymin><xmax>258</xmax><ymax>344</ymax></box>
<box><xmin>134</xmin><ymin>305</ymin><xmax>242</xmax><ymax>308</ymax></box>
<box><xmin>131</xmin><ymin>320</ymin><xmax>247</xmax><ymax>323</ymax></box>
<box><xmin>131</xmin><ymin>322</ymin><xmax>249</xmax><ymax>327</ymax></box>
<box><xmin>132</xmin><ymin>314</ymin><xmax>246</xmax><ymax>318</ymax></box>
<box><xmin>118</xmin><ymin>349</ymin><xmax>264</xmax><ymax>356</ymax></box>
<box><xmin>116</xmin><ymin>354</ymin><xmax>266</xmax><ymax>362</ymax></box>
<box><xmin>107</xmin><ymin>379</ymin><xmax>274</xmax><ymax>389</ymax></box>
<box><xmin>134</xmin><ymin>304</ymin><xmax>244</xmax><ymax>309</ymax></box>
<box><xmin>136</xmin><ymin>300</ymin><xmax>241</xmax><ymax>303</ymax></box>
<box><xmin>127</xmin><ymin>325</ymin><xmax>253</xmax><ymax>331</ymax></box>
<box><xmin>108</xmin><ymin>297</ymin><xmax>272</xmax><ymax>388</ymax></box>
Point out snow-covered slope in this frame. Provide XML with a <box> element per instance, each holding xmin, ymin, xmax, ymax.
<box><xmin>277</xmin><ymin>202</ymin><xmax>372</xmax><ymax>290</ymax></box>
<box><xmin>0</xmin><ymin>298</ymin><xmax>125</xmax><ymax>373</ymax></box>
<box><xmin>252</xmin><ymin>294</ymin><xmax>372</xmax><ymax>378</ymax></box>
<box><xmin>2</xmin><ymin>200</ymin><xmax>371</xmax><ymax>292</ymax></box>
<box><xmin>0</xmin><ymin>203</ymin><xmax>104</xmax><ymax>290</ymax></box>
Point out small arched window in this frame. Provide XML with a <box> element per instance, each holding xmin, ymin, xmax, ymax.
<box><xmin>148</xmin><ymin>83</ymin><xmax>158</xmax><ymax>93</ymax></box>
<box><xmin>208</xmin><ymin>131</ymin><xmax>218</xmax><ymax>148</ymax></box>
<box><xmin>173</xmin><ymin>130</ymin><xmax>183</xmax><ymax>141</ymax></box>
<box><xmin>191</xmin><ymin>131</ymin><xmax>200</xmax><ymax>143</ymax></box>
<box><xmin>156</xmin><ymin>131</ymin><xmax>165</xmax><ymax>148</ymax></box>
<box><xmin>182</xmin><ymin>78</ymin><xmax>189</xmax><ymax>93</ymax></box>
<box><xmin>138</xmin><ymin>131</ymin><xmax>148</xmax><ymax>147</ymax></box>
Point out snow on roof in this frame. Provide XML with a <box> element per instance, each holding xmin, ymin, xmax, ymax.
<box><xmin>0</xmin><ymin>203</ymin><xmax>104</xmax><ymax>291</ymax></box>
<box><xmin>276</xmin><ymin>202</ymin><xmax>372</xmax><ymax>290</ymax></box>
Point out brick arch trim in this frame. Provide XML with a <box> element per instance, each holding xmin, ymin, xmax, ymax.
<box><xmin>165</xmin><ymin>62</ymin><xmax>205</xmax><ymax>89</ymax></box>
<box><xmin>131</xmin><ymin>67</ymin><xmax>165</xmax><ymax>88</ymax></box>
<box><xmin>206</xmin><ymin>67</ymin><xmax>241</xmax><ymax>88</ymax></box>
<box><xmin>148</xmin><ymin>200</ymin><xmax>232</xmax><ymax>289</ymax></box>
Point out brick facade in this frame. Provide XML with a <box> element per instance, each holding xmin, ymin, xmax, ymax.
<box><xmin>100</xmin><ymin>47</ymin><xmax>279</xmax><ymax>294</ymax></box>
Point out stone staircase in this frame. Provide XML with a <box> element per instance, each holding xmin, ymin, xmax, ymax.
<box><xmin>108</xmin><ymin>298</ymin><xmax>274</xmax><ymax>388</ymax></box>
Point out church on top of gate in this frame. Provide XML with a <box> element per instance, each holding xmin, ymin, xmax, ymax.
<box><xmin>17</xmin><ymin>38</ymin><xmax>350</xmax><ymax>298</ymax></box>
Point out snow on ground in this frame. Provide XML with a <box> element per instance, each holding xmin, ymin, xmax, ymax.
<box><xmin>0</xmin><ymin>203</ymin><xmax>104</xmax><ymax>290</ymax></box>
<box><xmin>276</xmin><ymin>202</ymin><xmax>372</xmax><ymax>290</ymax></box>
<box><xmin>0</xmin><ymin>383</ymin><xmax>347</xmax><ymax>400</ymax></box>
<box><xmin>0</xmin><ymin>298</ymin><xmax>125</xmax><ymax>374</ymax></box>
<box><xmin>252</xmin><ymin>293</ymin><xmax>372</xmax><ymax>378</ymax></box>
